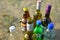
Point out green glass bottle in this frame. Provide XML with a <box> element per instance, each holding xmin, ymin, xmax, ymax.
<box><xmin>33</xmin><ymin>20</ymin><xmax>44</xmax><ymax>40</ymax></box>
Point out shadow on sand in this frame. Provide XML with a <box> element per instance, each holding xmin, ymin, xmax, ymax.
<box><xmin>54</xmin><ymin>29</ymin><xmax>60</xmax><ymax>40</ymax></box>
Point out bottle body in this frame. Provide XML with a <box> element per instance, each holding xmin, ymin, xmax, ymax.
<box><xmin>33</xmin><ymin>14</ymin><xmax>37</xmax><ymax>28</ymax></box>
<box><xmin>42</xmin><ymin>4</ymin><xmax>52</xmax><ymax>27</ymax></box>
<box><xmin>21</xmin><ymin>18</ymin><xmax>27</xmax><ymax>32</ymax></box>
<box><xmin>44</xmin><ymin>29</ymin><xmax>55</xmax><ymax>40</ymax></box>
<box><xmin>36</xmin><ymin>34</ymin><xmax>43</xmax><ymax>40</ymax></box>
<box><xmin>27</xmin><ymin>23</ymin><xmax>33</xmax><ymax>31</ymax></box>
<box><xmin>23</xmin><ymin>31</ymin><xmax>33</xmax><ymax>40</ymax></box>
<box><xmin>27</xmin><ymin>17</ymin><xmax>33</xmax><ymax>31</ymax></box>
<box><xmin>36</xmin><ymin>10</ymin><xmax>42</xmax><ymax>20</ymax></box>
<box><xmin>21</xmin><ymin>23</ymin><xmax>26</xmax><ymax>32</ymax></box>
<box><xmin>42</xmin><ymin>17</ymin><xmax>51</xmax><ymax>27</ymax></box>
<box><xmin>33</xmin><ymin>11</ymin><xmax>42</xmax><ymax>28</ymax></box>
<box><xmin>33</xmin><ymin>26</ymin><xmax>44</xmax><ymax>40</ymax></box>
<box><xmin>21</xmin><ymin>8</ymin><xmax>30</xmax><ymax>32</ymax></box>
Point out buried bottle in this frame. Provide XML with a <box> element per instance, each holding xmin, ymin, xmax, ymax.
<box><xmin>8</xmin><ymin>26</ymin><xmax>16</xmax><ymax>40</ymax></box>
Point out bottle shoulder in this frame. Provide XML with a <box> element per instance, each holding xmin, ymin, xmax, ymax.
<box><xmin>33</xmin><ymin>25</ymin><xmax>43</xmax><ymax>34</ymax></box>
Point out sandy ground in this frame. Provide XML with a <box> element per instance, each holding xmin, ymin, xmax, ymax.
<box><xmin>0</xmin><ymin>0</ymin><xmax>60</xmax><ymax>40</ymax></box>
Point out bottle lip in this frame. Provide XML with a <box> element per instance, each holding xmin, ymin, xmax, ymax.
<box><xmin>23</xmin><ymin>8</ymin><xmax>28</xmax><ymax>12</ymax></box>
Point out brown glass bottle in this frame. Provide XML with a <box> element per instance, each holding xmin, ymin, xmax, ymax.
<box><xmin>21</xmin><ymin>18</ymin><xmax>27</xmax><ymax>32</ymax></box>
<box><xmin>23</xmin><ymin>8</ymin><xmax>30</xmax><ymax>19</ymax></box>
<box><xmin>21</xmin><ymin>8</ymin><xmax>31</xmax><ymax>32</ymax></box>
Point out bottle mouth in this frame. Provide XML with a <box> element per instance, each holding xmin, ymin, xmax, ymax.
<box><xmin>23</xmin><ymin>8</ymin><xmax>28</xmax><ymax>12</ymax></box>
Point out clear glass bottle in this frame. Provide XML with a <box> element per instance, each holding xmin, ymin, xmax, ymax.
<box><xmin>44</xmin><ymin>22</ymin><xmax>55</xmax><ymax>40</ymax></box>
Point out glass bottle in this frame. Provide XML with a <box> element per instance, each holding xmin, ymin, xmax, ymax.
<box><xmin>33</xmin><ymin>20</ymin><xmax>44</xmax><ymax>40</ymax></box>
<box><xmin>44</xmin><ymin>22</ymin><xmax>55</xmax><ymax>40</ymax></box>
<box><xmin>33</xmin><ymin>0</ymin><xmax>42</xmax><ymax>27</ymax></box>
<box><xmin>42</xmin><ymin>4</ymin><xmax>52</xmax><ymax>33</ymax></box>
<box><xmin>23</xmin><ymin>17</ymin><xmax>33</xmax><ymax>40</ymax></box>
<box><xmin>42</xmin><ymin>4</ymin><xmax>52</xmax><ymax>27</ymax></box>
<box><xmin>23</xmin><ymin>31</ymin><xmax>33</xmax><ymax>40</ymax></box>
<box><xmin>21</xmin><ymin>8</ymin><xmax>31</xmax><ymax>32</ymax></box>
<box><xmin>27</xmin><ymin>17</ymin><xmax>33</xmax><ymax>31</ymax></box>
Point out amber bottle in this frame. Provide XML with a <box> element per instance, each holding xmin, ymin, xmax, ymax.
<box><xmin>33</xmin><ymin>0</ymin><xmax>42</xmax><ymax>27</ymax></box>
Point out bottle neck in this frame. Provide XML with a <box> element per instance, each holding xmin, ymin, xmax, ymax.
<box><xmin>27</xmin><ymin>17</ymin><xmax>33</xmax><ymax>24</ymax></box>
<box><xmin>35</xmin><ymin>10</ymin><xmax>41</xmax><ymax>14</ymax></box>
<box><xmin>24</xmin><ymin>11</ymin><xmax>28</xmax><ymax>13</ymax></box>
<box><xmin>36</xmin><ymin>10</ymin><xmax>40</xmax><ymax>12</ymax></box>
<box><xmin>24</xmin><ymin>11</ymin><xmax>30</xmax><ymax>18</ymax></box>
<box><xmin>36</xmin><ymin>24</ymin><xmax>41</xmax><ymax>27</ymax></box>
<box><xmin>45</xmin><ymin>14</ymin><xmax>49</xmax><ymax>18</ymax></box>
<box><xmin>45</xmin><ymin>13</ymin><xmax>50</xmax><ymax>18</ymax></box>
